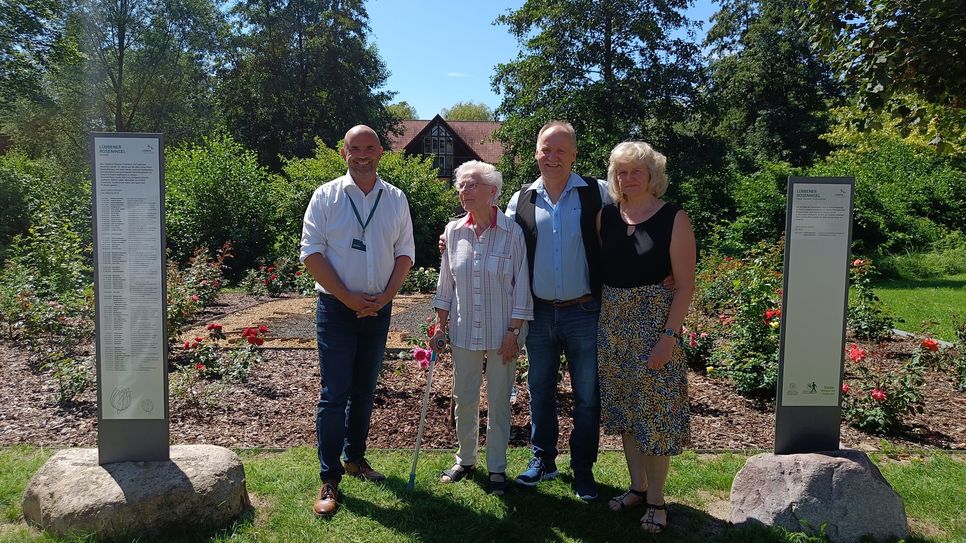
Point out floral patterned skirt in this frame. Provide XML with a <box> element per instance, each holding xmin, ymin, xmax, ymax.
<box><xmin>598</xmin><ymin>283</ymin><xmax>690</xmax><ymax>455</ymax></box>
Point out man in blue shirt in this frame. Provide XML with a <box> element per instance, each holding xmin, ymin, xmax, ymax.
<box><xmin>505</xmin><ymin>121</ymin><xmax>611</xmax><ymax>500</ymax></box>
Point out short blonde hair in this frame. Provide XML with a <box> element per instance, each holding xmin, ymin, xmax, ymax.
<box><xmin>607</xmin><ymin>141</ymin><xmax>668</xmax><ymax>200</ymax></box>
<box><xmin>453</xmin><ymin>160</ymin><xmax>503</xmax><ymax>202</ymax></box>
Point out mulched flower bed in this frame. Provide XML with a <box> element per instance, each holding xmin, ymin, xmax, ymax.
<box><xmin>1</xmin><ymin>295</ymin><xmax>963</xmax><ymax>451</ymax></box>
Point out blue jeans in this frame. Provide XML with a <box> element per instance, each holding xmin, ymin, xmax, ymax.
<box><xmin>315</xmin><ymin>294</ymin><xmax>392</xmax><ymax>482</ymax></box>
<box><xmin>525</xmin><ymin>298</ymin><xmax>601</xmax><ymax>472</ymax></box>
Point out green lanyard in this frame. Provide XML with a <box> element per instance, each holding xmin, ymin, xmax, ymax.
<box><xmin>347</xmin><ymin>188</ymin><xmax>384</xmax><ymax>236</ymax></box>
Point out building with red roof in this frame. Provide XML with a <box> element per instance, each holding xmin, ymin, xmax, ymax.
<box><xmin>387</xmin><ymin>115</ymin><xmax>503</xmax><ymax>182</ymax></box>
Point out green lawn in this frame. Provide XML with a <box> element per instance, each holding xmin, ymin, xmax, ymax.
<box><xmin>2</xmin><ymin>447</ymin><xmax>965</xmax><ymax>542</ymax></box>
<box><xmin>869</xmin><ymin>274</ymin><xmax>966</xmax><ymax>341</ymax></box>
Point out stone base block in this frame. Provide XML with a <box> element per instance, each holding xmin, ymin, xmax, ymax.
<box><xmin>22</xmin><ymin>444</ymin><xmax>251</xmax><ymax>539</ymax></box>
<box><xmin>730</xmin><ymin>449</ymin><xmax>907</xmax><ymax>542</ymax></box>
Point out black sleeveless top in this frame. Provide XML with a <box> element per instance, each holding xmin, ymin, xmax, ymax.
<box><xmin>599</xmin><ymin>201</ymin><xmax>680</xmax><ymax>287</ymax></box>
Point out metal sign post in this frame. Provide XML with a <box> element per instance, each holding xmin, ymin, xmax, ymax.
<box><xmin>91</xmin><ymin>132</ymin><xmax>169</xmax><ymax>464</ymax></box>
<box><xmin>775</xmin><ymin>177</ymin><xmax>855</xmax><ymax>454</ymax></box>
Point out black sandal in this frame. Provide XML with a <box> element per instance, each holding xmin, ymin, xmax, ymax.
<box><xmin>440</xmin><ymin>464</ymin><xmax>474</xmax><ymax>483</ymax></box>
<box><xmin>488</xmin><ymin>472</ymin><xmax>509</xmax><ymax>495</ymax></box>
<box><xmin>641</xmin><ymin>502</ymin><xmax>669</xmax><ymax>533</ymax></box>
<box><xmin>608</xmin><ymin>488</ymin><xmax>646</xmax><ymax>511</ymax></box>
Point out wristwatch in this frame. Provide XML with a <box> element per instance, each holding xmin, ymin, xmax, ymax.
<box><xmin>663</xmin><ymin>328</ymin><xmax>680</xmax><ymax>339</ymax></box>
<box><xmin>507</xmin><ymin>327</ymin><xmax>521</xmax><ymax>336</ymax></box>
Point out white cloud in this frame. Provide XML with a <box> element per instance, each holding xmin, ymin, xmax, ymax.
<box><xmin>446</xmin><ymin>72</ymin><xmax>468</xmax><ymax>78</ymax></box>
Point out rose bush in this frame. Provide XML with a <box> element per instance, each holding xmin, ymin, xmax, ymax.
<box><xmin>841</xmin><ymin>343</ymin><xmax>925</xmax><ymax>435</ymax></box>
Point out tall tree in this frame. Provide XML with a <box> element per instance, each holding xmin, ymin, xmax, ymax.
<box><xmin>491</xmin><ymin>0</ymin><xmax>702</xmax><ymax>186</ymax></box>
<box><xmin>68</xmin><ymin>0</ymin><xmax>225</xmax><ymax>133</ymax></box>
<box><xmin>2</xmin><ymin>0</ymin><xmax>225</xmax><ymax>167</ymax></box>
<box><xmin>220</xmin><ymin>0</ymin><xmax>395</xmax><ymax>169</ymax></box>
<box><xmin>441</xmin><ymin>101</ymin><xmax>494</xmax><ymax>121</ymax></box>
<box><xmin>804</xmin><ymin>0</ymin><xmax>966</xmax><ymax>151</ymax></box>
<box><xmin>0</xmin><ymin>0</ymin><xmax>73</xmax><ymax>113</ymax></box>
<box><xmin>702</xmin><ymin>0</ymin><xmax>842</xmax><ymax>169</ymax></box>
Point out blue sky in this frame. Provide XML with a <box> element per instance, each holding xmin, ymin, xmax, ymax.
<box><xmin>366</xmin><ymin>0</ymin><xmax>719</xmax><ymax>119</ymax></box>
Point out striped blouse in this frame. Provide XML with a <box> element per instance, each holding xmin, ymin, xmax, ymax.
<box><xmin>433</xmin><ymin>209</ymin><xmax>534</xmax><ymax>351</ymax></box>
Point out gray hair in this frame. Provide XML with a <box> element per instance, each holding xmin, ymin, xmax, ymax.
<box><xmin>607</xmin><ymin>141</ymin><xmax>668</xmax><ymax>200</ymax></box>
<box><xmin>537</xmin><ymin>120</ymin><xmax>577</xmax><ymax>147</ymax></box>
<box><xmin>453</xmin><ymin>160</ymin><xmax>503</xmax><ymax>202</ymax></box>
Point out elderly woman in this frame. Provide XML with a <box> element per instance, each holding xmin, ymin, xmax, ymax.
<box><xmin>596</xmin><ymin>142</ymin><xmax>696</xmax><ymax>533</ymax></box>
<box><xmin>431</xmin><ymin>160</ymin><xmax>533</xmax><ymax>495</ymax></box>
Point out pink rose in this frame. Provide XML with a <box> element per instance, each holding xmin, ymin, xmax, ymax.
<box><xmin>871</xmin><ymin>388</ymin><xmax>886</xmax><ymax>402</ymax></box>
<box><xmin>419</xmin><ymin>359</ymin><xmax>430</xmax><ymax>370</ymax></box>
<box><xmin>841</xmin><ymin>382</ymin><xmax>850</xmax><ymax>395</ymax></box>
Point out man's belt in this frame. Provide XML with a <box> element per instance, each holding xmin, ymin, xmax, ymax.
<box><xmin>534</xmin><ymin>294</ymin><xmax>595</xmax><ymax>308</ymax></box>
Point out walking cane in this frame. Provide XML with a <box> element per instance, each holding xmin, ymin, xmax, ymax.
<box><xmin>407</xmin><ymin>338</ymin><xmax>445</xmax><ymax>491</ymax></box>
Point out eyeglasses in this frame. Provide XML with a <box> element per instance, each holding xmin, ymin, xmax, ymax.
<box><xmin>457</xmin><ymin>182</ymin><xmax>483</xmax><ymax>192</ymax></box>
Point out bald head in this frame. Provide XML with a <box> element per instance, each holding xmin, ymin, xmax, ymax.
<box><xmin>344</xmin><ymin>125</ymin><xmax>379</xmax><ymax>142</ymax></box>
<box><xmin>342</xmin><ymin>125</ymin><xmax>383</xmax><ymax>187</ymax></box>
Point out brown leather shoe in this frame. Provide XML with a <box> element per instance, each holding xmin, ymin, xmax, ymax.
<box><xmin>344</xmin><ymin>457</ymin><xmax>386</xmax><ymax>482</ymax></box>
<box><xmin>312</xmin><ymin>481</ymin><xmax>339</xmax><ymax>517</ymax></box>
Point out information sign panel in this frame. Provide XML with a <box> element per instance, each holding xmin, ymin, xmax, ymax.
<box><xmin>775</xmin><ymin>177</ymin><xmax>854</xmax><ymax>454</ymax></box>
<box><xmin>91</xmin><ymin>133</ymin><xmax>169</xmax><ymax>463</ymax></box>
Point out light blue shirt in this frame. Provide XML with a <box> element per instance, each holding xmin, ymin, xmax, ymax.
<box><xmin>506</xmin><ymin>172</ymin><xmax>611</xmax><ymax>301</ymax></box>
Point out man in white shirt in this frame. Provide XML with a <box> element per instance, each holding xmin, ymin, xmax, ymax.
<box><xmin>300</xmin><ymin>125</ymin><xmax>415</xmax><ymax>517</ymax></box>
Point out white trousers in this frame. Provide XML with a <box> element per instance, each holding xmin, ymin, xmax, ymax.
<box><xmin>451</xmin><ymin>346</ymin><xmax>516</xmax><ymax>473</ymax></box>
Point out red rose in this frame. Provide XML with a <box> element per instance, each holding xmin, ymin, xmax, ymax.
<box><xmin>270</xmin><ymin>274</ymin><xmax>277</xmax><ymax>281</ymax></box>
<box><xmin>258</xmin><ymin>324</ymin><xmax>269</xmax><ymax>333</ymax></box>
<box><xmin>871</xmin><ymin>388</ymin><xmax>886</xmax><ymax>401</ymax></box>
<box><xmin>206</xmin><ymin>323</ymin><xmax>216</xmax><ymax>330</ymax></box>
<box><xmin>267</xmin><ymin>266</ymin><xmax>275</xmax><ymax>272</ymax></box>
<box><xmin>247</xmin><ymin>335</ymin><xmax>257</xmax><ymax>345</ymax></box>
<box><xmin>195</xmin><ymin>363</ymin><xmax>205</xmax><ymax>371</ymax></box>
<box><xmin>242</xmin><ymin>327</ymin><xmax>253</xmax><ymax>337</ymax></box>
<box><xmin>254</xmin><ymin>337</ymin><xmax>264</xmax><ymax>346</ymax></box>
<box><xmin>427</xmin><ymin>324</ymin><xmax>436</xmax><ymax>338</ymax></box>
<box><xmin>841</xmin><ymin>382</ymin><xmax>850</xmax><ymax>395</ymax></box>
<box><xmin>183</xmin><ymin>341</ymin><xmax>191</xmax><ymax>350</ymax></box>
<box><xmin>921</xmin><ymin>338</ymin><xmax>939</xmax><ymax>352</ymax></box>
<box><xmin>263</xmin><ymin>280</ymin><xmax>269</xmax><ymax>286</ymax></box>
<box><xmin>295</xmin><ymin>271</ymin><xmax>303</xmax><ymax>277</ymax></box>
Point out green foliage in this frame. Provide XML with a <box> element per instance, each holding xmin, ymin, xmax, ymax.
<box><xmin>377</xmin><ymin>151</ymin><xmax>459</xmax><ymax>268</ymax></box>
<box><xmin>219</xmin><ymin>0</ymin><xmax>395</xmax><ymax>169</ymax></box>
<box><xmin>441</xmin><ymin>101</ymin><xmax>495</xmax><ymax>121</ymax></box>
<box><xmin>681</xmin><ymin>324</ymin><xmax>716</xmax><ymax>372</ymax></box>
<box><xmin>241</xmin><ymin>257</ymin><xmax>310</xmax><ymax>296</ymax></box>
<box><xmin>847</xmin><ymin>259</ymin><xmax>896</xmax><ymax>341</ymax></box>
<box><xmin>841</xmin><ymin>343</ymin><xmax>925</xmax><ymax>435</ymax></box>
<box><xmin>804</xmin><ymin>0</ymin><xmax>966</xmax><ymax>151</ymax></box>
<box><xmin>399</xmin><ymin>267</ymin><xmax>439</xmax><ymax>294</ymax></box>
<box><xmin>45</xmin><ymin>352</ymin><xmax>94</xmax><ymax>406</ymax></box>
<box><xmin>809</xmin><ymin>136</ymin><xmax>966</xmax><ymax>255</ymax></box>
<box><xmin>729</xmin><ymin>162</ymin><xmax>799</xmax><ymax>248</ymax></box>
<box><xmin>699</xmin><ymin>239</ymin><xmax>784</xmax><ymax>398</ymax></box>
<box><xmin>165</xmin><ymin>259</ymin><xmax>202</xmax><ymax>344</ymax></box>
<box><xmin>703</xmin><ymin>0</ymin><xmax>841</xmax><ymax>168</ymax></box>
<box><xmin>492</xmin><ymin>0</ymin><xmax>702</xmax><ymax>188</ymax></box>
<box><xmin>165</xmin><ymin>134</ymin><xmax>274</xmax><ymax>274</ymax></box>
<box><xmin>878</xmin><ymin>232</ymin><xmax>966</xmax><ymax>279</ymax></box>
<box><xmin>387</xmin><ymin>101</ymin><xmax>418</xmax><ymax>121</ymax></box>
<box><xmin>179</xmin><ymin>324</ymin><xmax>267</xmax><ymax>383</ymax></box>
<box><xmin>0</xmin><ymin>159</ymin><xmax>30</xmax><ymax>261</ymax></box>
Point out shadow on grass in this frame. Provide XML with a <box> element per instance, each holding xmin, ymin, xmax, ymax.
<box><xmin>342</xmin><ymin>474</ymin><xmax>739</xmax><ymax>543</ymax></box>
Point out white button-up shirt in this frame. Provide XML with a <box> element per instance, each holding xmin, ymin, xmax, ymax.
<box><xmin>299</xmin><ymin>173</ymin><xmax>415</xmax><ymax>295</ymax></box>
<box><xmin>434</xmin><ymin>209</ymin><xmax>534</xmax><ymax>351</ymax></box>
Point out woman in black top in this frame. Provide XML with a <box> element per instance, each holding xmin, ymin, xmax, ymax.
<box><xmin>596</xmin><ymin>141</ymin><xmax>696</xmax><ymax>533</ymax></box>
